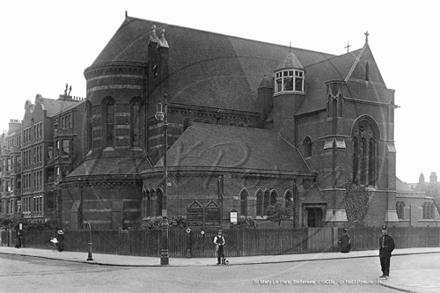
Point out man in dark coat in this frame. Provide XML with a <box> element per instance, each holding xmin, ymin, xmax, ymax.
<box><xmin>379</xmin><ymin>225</ymin><xmax>395</xmax><ymax>279</ymax></box>
<box><xmin>57</xmin><ymin>230</ymin><xmax>65</xmax><ymax>252</ymax></box>
<box><xmin>339</xmin><ymin>228</ymin><xmax>351</xmax><ymax>253</ymax></box>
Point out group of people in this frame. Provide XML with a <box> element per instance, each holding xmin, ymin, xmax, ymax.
<box><xmin>339</xmin><ymin>224</ymin><xmax>395</xmax><ymax>279</ymax></box>
<box><xmin>215</xmin><ymin>224</ymin><xmax>395</xmax><ymax>278</ymax></box>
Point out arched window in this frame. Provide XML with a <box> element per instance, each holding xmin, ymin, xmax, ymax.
<box><xmin>263</xmin><ymin>190</ymin><xmax>270</xmax><ymax>215</ymax></box>
<box><xmin>352</xmin><ymin>118</ymin><xmax>379</xmax><ymax>186</ymax></box>
<box><xmin>285</xmin><ymin>190</ymin><xmax>292</xmax><ymax>208</ymax></box>
<box><xmin>146</xmin><ymin>189</ymin><xmax>151</xmax><ymax>218</ymax></box>
<box><xmin>270</xmin><ymin>190</ymin><xmax>277</xmax><ymax>206</ymax></box>
<box><xmin>156</xmin><ymin>189</ymin><xmax>163</xmax><ymax>217</ymax></box>
<box><xmin>256</xmin><ymin>190</ymin><xmax>263</xmax><ymax>217</ymax></box>
<box><xmin>396</xmin><ymin>201</ymin><xmax>405</xmax><ymax>220</ymax></box>
<box><xmin>130</xmin><ymin>97</ymin><xmax>142</xmax><ymax>148</ymax></box>
<box><xmin>303</xmin><ymin>136</ymin><xmax>312</xmax><ymax>158</ymax></box>
<box><xmin>240</xmin><ymin>189</ymin><xmax>248</xmax><ymax>216</ymax></box>
<box><xmin>86</xmin><ymin>101</ymin><xmax>93</xmax><ymax>151</ymax></box>
<box><xmin>102</xmin><ymin>97</ymin><xmax>115</xmax><ymax>148</ymax></box>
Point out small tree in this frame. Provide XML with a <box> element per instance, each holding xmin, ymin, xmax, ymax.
<box><xmin>266</xmin><ymin>203</ymin><xmax>292</xmax><ymax>228</ymax></box>
<box><xmin>0</xmin><ymin>214</ymin><xmax>23</xmax><ymax>230</ymax></box>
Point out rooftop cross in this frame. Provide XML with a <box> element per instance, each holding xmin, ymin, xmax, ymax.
<box><xmin>344</xmin><ymin>41</ymin><xmax>352</xmax><ymax>53</ymax></box>
<box><xmin>365</xmin><ymin>31</ymin><xmax>369</xmax><ymax>43</ymax></box>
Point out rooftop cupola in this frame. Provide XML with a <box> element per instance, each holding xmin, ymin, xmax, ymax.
<box><xmin>274</xmin><ymin>49</ymin><xmax>305</xmax><ymax>95</ymax></box>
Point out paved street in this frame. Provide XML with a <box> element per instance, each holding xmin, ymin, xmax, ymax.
<box><xmin>0</xmin><ymin>253</ymin><xmax>408</xmax><ymax>293</ymax></box>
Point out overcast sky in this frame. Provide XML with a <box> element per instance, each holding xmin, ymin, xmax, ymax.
<box><xmin>0</xmin><ymin>0</ymin><xmax>438</xmax><ymax>184</ymax></box>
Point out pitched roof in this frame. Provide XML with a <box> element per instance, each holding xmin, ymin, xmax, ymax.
<box><xmin>276</xmin><ymin>51</ymin><xmax>304</xmax><ymax>70</ymax></box>
<box><xmin>67</xmin><ymin>155</ymin><xmax>151</xmax><ymax>177</ymax></box>
<box><xmin>155</xmin><ymin>123</ymin><xmax>312</xmax><ymax>174</ymax></box>
<box><xmin>91</xmin><ymin>16</ymin><xmax>335</xmax><ymax>114</ymax></box>
<box><xmin>296</xmin><ymin>44</ymin><xmax>388</xmax><ymax>115</ymax></box>
<box><xmin>40</xmin><ymin>98</ymin><xmax>81</xmax><ymax>118</ymax></box>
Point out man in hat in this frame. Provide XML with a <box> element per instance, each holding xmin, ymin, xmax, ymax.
<box><xmin>57</xmin><ymin>230</ymin><xmax>65</xmax><ymax>252</ymax></box>
<box><xmin>339</xmin><ymin>228</ymin><xmax>351</xmax><ymax>253</ymax></box>
<box><xmin>213</xmin><ymin>229</ymin><xmax>225</xmax><ymax>265</ymax></box>
<box><xmin>379</xmin><ymin>225</ymin><xmax>395</xmax><ymax>279</ymax></box>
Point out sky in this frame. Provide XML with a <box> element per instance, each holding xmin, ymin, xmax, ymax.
<box><xmin>0</xmin><ymin>0</ymin><xmax>438</xmax><ymax>184</ymax></box>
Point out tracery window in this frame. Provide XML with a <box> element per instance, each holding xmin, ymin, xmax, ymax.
<box><xmin>352</xmin><ymin>118</ymin><xmax>378</xmax><ymax>186</ymax></box>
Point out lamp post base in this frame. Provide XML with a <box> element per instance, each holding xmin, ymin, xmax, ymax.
<box><xmin>87</xmin><ymin>243</ymin><xmax>94</xmax><ymax>261</ymax></box>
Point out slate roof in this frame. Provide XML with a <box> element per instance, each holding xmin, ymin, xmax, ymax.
<box><xmin>91</xmin><ymin>16</ymin><xmax>388</xmax><ymax>118</ymax></box>
<box><xmin>41</xmin><ymin>98</ymin><xmax>81</xmax><ymax>118</ymax></box>
<box><xmin>91</xmin><ymin>16</ymin><xmax>335</xmax><ymax>114</ymax></box>
<box><xmin>67</xmin><ymin>156</ymin><xmax>150</xmax><ymax>177</ymax></box>
<box><xmin>297</xmin><ymin>45</ymin><xmax>387</xmax><ymax>115</ymax></box>
<box><xmin>155</xmin><ymin>123</ymin><xmax>312</xmax><ymax>174</ymax></box>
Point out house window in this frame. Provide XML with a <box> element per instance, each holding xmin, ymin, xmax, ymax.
<box><xmin>62</xmin><ymin>140</ymin><xmax>70</xmax><ymax>155</ymax></box>
<box><xmin>274</xmin><ymin>69</ymin><xmax>305</xmax><ymax>94</ymax></box>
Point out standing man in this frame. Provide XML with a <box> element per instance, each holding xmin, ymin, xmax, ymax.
<box><xmin>379</xmin><ymin>225</ymin><xmax>395</xmax><ymax>279</ymax></box>
<box><xmin>213</xmin><ymin>229</ymin><xmax>225</xmax><ymax>265</ymax></box>
<box><xmin>339</xmin><ymin>228</ymin><xmax>351</xmax><ymax>253</ymax></box>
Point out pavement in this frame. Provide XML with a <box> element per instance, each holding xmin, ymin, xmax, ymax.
<box><xmin>1</xmin><ymin>246</ymin><xmax>440</xmax><ymax>293</ymax></box>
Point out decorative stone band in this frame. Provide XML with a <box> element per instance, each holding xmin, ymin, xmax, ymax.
<box><xmin>87</xmin><ymin>84</ymin><xmax>142</xmax><ymax>93</ymax></box>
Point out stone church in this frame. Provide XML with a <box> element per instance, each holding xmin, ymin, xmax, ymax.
<box><xmin>60</xmin><ymin>14</ymin><xmax>408</xmax><ymax>230</ymax></box>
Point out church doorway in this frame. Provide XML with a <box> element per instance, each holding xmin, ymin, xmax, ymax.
<box><xmin>306</xmin><ymin>207</ymin><xmax>323</xmax><ymax>227</ymax></box>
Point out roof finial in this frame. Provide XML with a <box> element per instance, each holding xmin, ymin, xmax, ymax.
<box><xmin>344</xmin><ymin>41</ymin><xmax>352</xmax><ymax>53</ymax></box>
<box><xmin>364</xmin><ymin>31</ymin><xmax>369</xmax><ymax>43</ymax></box>
<box><xmin>148</xmin><ymin>24</ymin><xmax>160</xmax><ymax>45</ymax></box>
<box><xmin>125</xmin><ymin>11</ymin><xmax>128</xmax><ymax>18</ymax></box>
<box><xmin>158</xmin><ymin>28</ymin><xmax>169</xmax><ymax>48</ymax></box>
<box><xmin>289</xmin><ymin>42</ymin><xmax>292</xmax><ymax>53</ymax></box>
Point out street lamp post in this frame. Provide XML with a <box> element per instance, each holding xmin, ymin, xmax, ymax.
<box><xmin>85</xmin><ymin>221</ymin><xmax>93</xmax><ymax>261</ymax></box>
<box><xmin>155</xmin><ymin>94</ymin><xmax>169</xmax><ymax>266</ymax></box>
